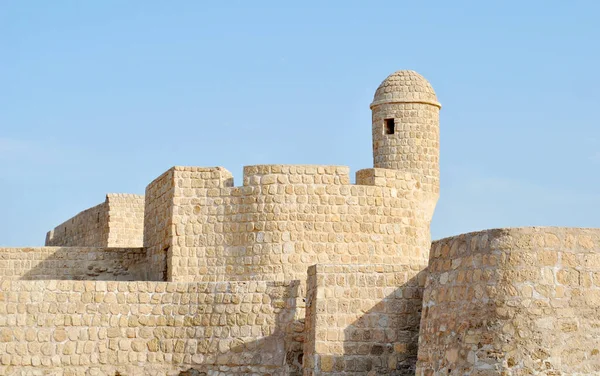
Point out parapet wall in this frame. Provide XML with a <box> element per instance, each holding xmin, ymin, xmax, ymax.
<box><xmin>153</xmin><ymin>165</ymin><xmax>437</xmax><ymax>283</ymax></box>
<box><xmin>417</xmin><ymin>227</ymin><xmax>600</xmax><ymax>375</ymax></box>
<box><xmin>0</xmin><ymin>247</ymin><xmax>146</xmax><ymax>281</ymax></box>
<box><xmin>303</xmin><ymin>264</ymin><xmax>427</xmax><ymax>376</ymax></box>
<box><xmin>45</xmin><ymin>202</ymin><xmax>108</xmax><ymax>247</ymax></box>
<box><xmin>45</xmin><ymin>194</ymin><xmax>144</xmax><ymax>248</ymax></box>
<box><xmin>0</xmin><ymin>279</ymin><xmax>301</xmax><ymax>375</ymax></box>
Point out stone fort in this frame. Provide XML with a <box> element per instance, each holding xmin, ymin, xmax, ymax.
<box><xmin>1</xmin><ymin>70</ymin><xmax>599</xmax><ymax>376</ymax></box>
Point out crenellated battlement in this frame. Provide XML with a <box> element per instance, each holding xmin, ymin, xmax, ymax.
<box><xmin>172</xmin><ymin>166</ymin><xmax>234</xmax><ymax>189</ymax></box>
<box><xmin>139</xmin><ymin>163</ymin><xmax>436</xmax><ymax>285</ymax></box>
<box><xmin>242</xmin><ymin>165</ymin><xmax>351</xmax><ymax>186</ymax></box>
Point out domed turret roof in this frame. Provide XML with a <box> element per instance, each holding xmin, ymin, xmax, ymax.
<box><xmin>370</xmin><ymin>70</ymin><xmax>440</xmax><ymax>108</ymax></box>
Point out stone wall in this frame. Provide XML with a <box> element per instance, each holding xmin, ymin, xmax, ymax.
<box><xmin>144</xmin><ymin>168</ymin><xmax>177</xmax><ymax>281</ymax></box>
<box><xmin>417</xmin><ymin>227</ymin><xmax>600</xmax><ymax>375</ymax></box>
<box><xmin>45</xmin><ymin>202</ymin><xmax>109</xmax><ymax>247</ymax></box>
<box><xmin>159</xmin><ymin>165</ymin><xmax>436</xmax><ymax>284</ymax></box>
<box><xmin>0</xmin><ymin>247</ymin><xmax>146</xmax><ymax>281</ymax></box>
<box><xmin>0</xmin><ymin>279</ymin><xmax>301</xmax><ymax>375</ymax></box>
<box><xmin>168</xmin><ymin>166</ymin><xmax>234</xmax><ymax>282</ymax></box>
<box><xmin>144</xmin><ymin>167</ymin><xmax>235</xmax><ymax>282</ymax></box>
<box><xmin>303</xmin><ymin>264</ymin><xmax>427</xmax><ymax>376</ymax></box>
<box><xmin>46</xmin><ymin>194</ymin><xmax>145</xmax><ymax>248</ymax></box>
<box><xmin>371</xmin><ymin>102</ymin><xmax>440</xmax><ymax>197</ymax></box>
<box><xmin>106</xmin><ymin>194</ymin><xmax>145</xmax><ymax>248</ymax></box>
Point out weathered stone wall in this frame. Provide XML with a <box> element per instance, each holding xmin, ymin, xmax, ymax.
<box><xmin>371</xmin><ymin>102</ymin><xmax>440</xmax><ymax>196</ymax></box>
<box><xmin>417</xmin><ymin>227</ymin><xmax>600</xmax><ymax>375</ymax></box>
<box><xmin>0</xmin><ymin>247</ymin><xmax>146</xmax><ymax>281</ymax></box>
<box><xmin>144</xmin><ymin>169</ymin><xmax>177</xmax><ymax>281</ymax></box>
<box><xmin>7</xmin><ymin>69</ymin><xmax>458</xmax><ymax>375</ymax></box>
<box><xmin>106</xmin><ymin>193</ymin><xmax>145</xmax><ymax>248</ymax></box>
<box><xmin>370</xmin><ymin>70</ymin><xmax>441</xmax><ymax>198</ymax></box>
<box><xmin>303</xmin><ymin>264</ymin><xmax>427</xmax><ymax>376</ymax></box>
<box><xmin>45</xmin><ymin>202</ymin><xmax>109</xmax><ymax>247</ymax></box>
<box><xmin>0</xmin><ymin>279</ymin><xmax>301</xmax><ymax>375</ymax></box>
<box><xmin>46</xmin><ymin>194</ymin><xmax>145</xmax><ymax>248</ymax></box>
<box><xmin>168</xmin><ymin>166</ymin><xmax>234</xmax><ymax>282</ymax></box>
<box><xmin>163</xmin><ymin>165</ymin><xmax>436</xmax><ymax>284</ymax></box>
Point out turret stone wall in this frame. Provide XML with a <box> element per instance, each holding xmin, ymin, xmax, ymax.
<box><xmin>370</xmin><ymin>71</ymin><xmax>440</xmax><ymax>197</ymax></box>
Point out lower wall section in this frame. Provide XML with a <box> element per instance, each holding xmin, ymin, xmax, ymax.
<box><xmin>0</xmin><ymin>280</ymin><xmax>301</xmax><ymax>375</ymax></box>
<box><xmin>417</xmin><ymin>227</ymin><xmax>600</xmax><ymax>375</ymax></box>
<box><xmin>0</xmin><ymin>247</ymin><xmax>146</xmax><ymax>281</ymax></box>
<box><xmin>303</xmin><ymin>264</ymin><xmax>427</xmax><ymax>376</ymax></box>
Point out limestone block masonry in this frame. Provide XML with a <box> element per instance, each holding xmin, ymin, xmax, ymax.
<box><xmin>1</xmin><ymin>70</ymin><xmax>598</xmax><ymax>375</ymax></box>
<box><xmin>46</xmin><ymin>194</ymin><xmax>144</xmax><ymax>248</ymax></box>
<box><xmin>417</xmin><ymin>227</ymin><xmax>600</xmax><ymax>375</ymax></box>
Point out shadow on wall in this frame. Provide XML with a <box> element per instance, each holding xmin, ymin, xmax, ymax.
<box><xmin>167</xmin><ymin>280</ymin><xmax>304</xmax><ymax>376</ymax></box>
<box><xmin>306</xmin><ymin>268</ymin><xmax>427</xmax><ymax>376</ymax></box>
<box><xmin>16</xmin><ymin>247</ymin><xmax>148</xmax><ymax>281</ymax></box>
<box><xmin>0</xmin><ymin>278</ymin><xmax>305</xmax><ymax>376</ymax></box>
<box><xmin>344</xmin><ymin>271</ymin><xmax>425</xmax><ymax>375</ymax></box>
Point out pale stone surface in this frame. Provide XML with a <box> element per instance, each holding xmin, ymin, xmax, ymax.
<box><xmin>417</xmin><ymin>227</ymin><xmax>600</xmax><ymax>375</ymax></box>
<box><xmin>45</xmin><ymin>194</ymin><xmax>144</xmax><ymax>248</ymax></box>
<box><xmin>370</xmin><ymin>71</ymin><xmax>440</xmax><ymax>198</ymax></box>
<box><xmin>0</xmin><ymin>247</ymin><xmax>146</xmax><ymax>280</ymax></box>
<box><xmin>159</xmin><ymin>164</ymin><xmax>436</xmax><ymax>286</ymax></box>
<box><xmin>0</xmin><ymin>279</ymin><xmax>300</xmax><ymax>375</ymax></box>
<box><xmin>303</xmin><ymin>264</ymin><xmax>427</xmax><ymax>376</ymax></box>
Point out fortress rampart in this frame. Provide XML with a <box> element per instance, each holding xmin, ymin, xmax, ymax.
<box><xmin>0</xmin><ymin>279</ymin><xmax>301</xmax><ymax>375</ymax></box>
<box><xmin>417</xmin><ymin>227</ymin><xmax>600</xmax><ymax>375</ymax></box>
<box><xmin>46</xmin><ymin>194</ymin><xmax>144</xmax><ymax>249</ymax></box>
<box><xmin>1</xmin><ymin>70</ymin><xmax>598</xmax><ymax>375</ymax></box>
<box><xmin>45</xmin><ymin>202</ymin><xmax>108</xmax><ymax>248</ymax></box>
<box><xmin>143</xmin><ymin>165</ymin><xmax>436</xmax><ymax>285</ymax></box>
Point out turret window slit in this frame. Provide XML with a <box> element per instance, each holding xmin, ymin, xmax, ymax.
<box><xmin>384</xmin><ymin>118</ymin><xmax>395</xmax><ymax>135</ymax></box>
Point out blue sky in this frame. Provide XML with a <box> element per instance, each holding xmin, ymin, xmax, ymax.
<box><xmin>1</xmin><ymin>1</ymin><xmax>600</xmax><ymax>246</ymax></box>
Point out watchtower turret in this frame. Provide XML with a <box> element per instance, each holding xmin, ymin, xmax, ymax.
<box><xmin>370</xmin><ymin>70</ymin><xmax>441</xmax><ymax>195</ymax></box>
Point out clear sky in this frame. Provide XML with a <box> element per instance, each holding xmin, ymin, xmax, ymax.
<box><xmin>1</xmin><ymin>1</ymin><xmax>600</xmax><ymax>246</ymax></box>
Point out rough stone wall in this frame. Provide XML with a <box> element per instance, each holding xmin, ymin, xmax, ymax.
<box><xmin>168</xmin><ymin>166</ymin><xmax>234</xmax><ymax>282</ymax></box>
<box><xmin>144</xmin><ymin>169</ymin><xmax>177</xmax><ymax>281</ymax></box>
<box><xmin>371</xmin><ymin>102</ymin><xmax>440</xmax><ymax>196</ymax></box>
<box><xmin>0</xmin><ymin>247</ymin><xmax>146</xmax><ymax>281</ymax></box>
<box><xmin>0</xmin><ymin>279</ymin><xmax>300</xmax><ymax>375</ymax></box>
<box><xmin>106</xmin><ymin>193</ymin><xmax>145</xmax><ymax>248</ymax></box>
<box><xmin>417</xmin><ymin>227</ymin><xmax>600</xmax><ymax>375</ymax></box>
<box><xmin>166</xmin><ymin>165</ymin><xmax>437</xmax><ymax>284</ymax></box>
<box><xmin>46</xmin><ymin>194</ymin><xmax>145</xmax><ymax>248</ymax></box>
<box><xmin>303</xmin><ymin>264</ymin><xmax>426</xmax><ymax>376</ymax></box>
<box><xmin>45</xmin><ymin>202</ymin><xmax>109</xmax><ymax>247</ymax></box>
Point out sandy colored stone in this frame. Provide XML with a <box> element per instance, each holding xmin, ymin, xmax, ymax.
<box><xmin>1</xmin><ymin>70</ymin><xmax>598</xmax><ymax>376</ymax></box>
